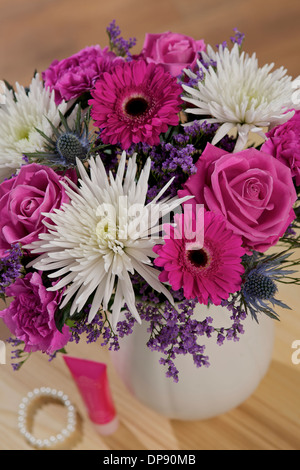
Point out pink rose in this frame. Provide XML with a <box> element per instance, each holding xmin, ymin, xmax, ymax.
<box><xmin>261</xmin><ymin>110</ymin><xmax>300</xmax><ymax>186</ymax></box>
<box><xmin>42</xmin><ymin>45</ymin><xmax>123</xmax><ymax>104</ymax></box>
<box><xmin>0</xmin><ymin>272</ymin><xmax>70</xmax><ymax>354</ymax></box>
<box><xmin>0</xmin><ymin>164</ymin><xmax>74</xmax><ymax>256</ymax></box>
<box><xmin>178</xmin><ymin>144</ymin><xmax>297</xmax><ymax>252</ymax></box>
<box><xmin>141</xmin><ymin>31</ymin><xmax>206</xmax><ymax>77</ymax></box>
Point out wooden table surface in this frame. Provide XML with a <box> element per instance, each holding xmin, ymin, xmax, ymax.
<box><xmin>1</xmin><ymin>281</ymin><xmax>300</xmax><ymax>451</ymax></box>
<box><xmin>1</xmin><ymin>0</ymin><xmax>300</xmax><ymax>451</ymax></box>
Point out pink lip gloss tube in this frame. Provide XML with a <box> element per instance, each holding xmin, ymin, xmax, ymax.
<box><xmin>63</xmin><ymin>355</ymin><xmax>119</xmax><ymax>435</ymax></box>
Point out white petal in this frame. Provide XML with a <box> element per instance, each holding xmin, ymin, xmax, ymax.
<box><xmin>26</xmin><ymin>148</ymin><xmax>181</xmax><ymax>328</ymax></box>
<box><xmin>111</xmin><ymin>281</ymin><xmax>125</xmax><ymax>329</ymax></box>
<box><xmin>181</xmin><ymin>42</ymin><xmax>297</xmax><ymax>149</ymax></box>
<box><xmin>211</xmin><ymin>122</ymin><xmax>235</xmax><ymax>145</ymax></box>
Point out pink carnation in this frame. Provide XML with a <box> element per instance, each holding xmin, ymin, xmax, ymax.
<box><xmin>0</xmin><ymin>164</ymin><xmax>75</xmax><ymax>256</ymax></box>
<box><xmin>0</xmin><ymin>272</ymin><xmax>70</xmax><ymax>354</ymax></box>
<box><xmin>153</xmin><ymin>209</ymin><xmax>245</xmax><ymax>305</ymax></box>
<box><xmin>262</xmin><ymin>110</ymin><xmax>300</xmax><ymax>186</ymax></box>
<box><xmin>42</xmin><ymin>46</ymin><xmax>122</xmax><ymax>104</ymax></box>
<box><xmin>89</xmin><ymin>60</ymin><xmax>182</xmax><ymax>150</ymax></box>
<box><xmin>178</xmin><ymin>144</ymin><xmax>297</xmax><ymax>252</ymax></box>
<box><xmin>141</xmin><ymin>31</ymin><xmax>206</xmax><ymax>77</ymax></box>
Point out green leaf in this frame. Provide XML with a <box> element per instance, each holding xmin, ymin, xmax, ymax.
<box><xmin>54</xmin><ymin>302</ymin><xmax>72</xmax><ymax>333</ymax></box>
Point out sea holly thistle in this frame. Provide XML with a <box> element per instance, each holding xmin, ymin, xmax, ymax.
<box><xmin>24</xmin><ymin>105</ymin><xmax>99</xmax><ymax>169</ymax></box>
<box><xmin>240</xmin><ymin>250</ymin><xmax>300</xmax><ymax>321</ymax></box>
<box><xmin>1</xmin><ymin>23</ymin><xmax>300</xmax><ymax>383</ymax></box>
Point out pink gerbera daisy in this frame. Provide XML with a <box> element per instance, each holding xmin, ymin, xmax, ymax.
<box><xmin>89</xmin><ymin>60</ymin><xmax>182</xmax><ymax>149</ymax></box>
<box><xmin>153</xmin><ymin>209</ymin><xmax>246</xmax><ymax>305</ymax></box>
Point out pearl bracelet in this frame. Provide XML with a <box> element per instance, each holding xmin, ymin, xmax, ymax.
<box><xmin>18</xmin><ymin>387</ymin><xmax>77</xmax><ymax>449</ymax></box>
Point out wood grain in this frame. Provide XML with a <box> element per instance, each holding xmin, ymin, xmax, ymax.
<box><xmin>1</xmin><ymin>288</ymin><xmax>300</xmax><ymax>451</ymax></box>
<box><xmin>1</xmin><ymin>0</ymin><xmax>300</xmax><ymax>451</ymax></box>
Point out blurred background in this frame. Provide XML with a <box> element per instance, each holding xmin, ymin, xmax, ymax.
<box><xmin>1</xmin><ymin>0</ymin><xmax>300</xmax><ymax>86</ymax></box>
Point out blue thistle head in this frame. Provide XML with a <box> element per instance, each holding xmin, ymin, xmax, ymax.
<box><xmin>243</xmin><ymin>271</ymin><xmax>277</xmax><ymax>301</ymax></box>
<box><xmin>24</xmin><ymin>105</ymin><xmax>95</xmax><ymax>169</ymax></box>
<box><xmin>242</xmin><ymin>251</ymin><xmax>296</xmax><ymax>321</ymax></box>
<box><xmin>56</xmin><ymin>132</ymin><xmax>90</xmax><ymax>164</ymax></box>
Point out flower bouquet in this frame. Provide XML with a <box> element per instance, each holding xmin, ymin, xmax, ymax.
<box><xmin>0</xmin><ymin>22</ymin><xmax>300</xmax><ymax>384</ymax></box>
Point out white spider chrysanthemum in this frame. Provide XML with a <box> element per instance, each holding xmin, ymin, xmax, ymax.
<box><xmin>182</xmin><ymin>43</ymin><xmax>300</xmax><ymax>152</ymax></box>
<box><xmin>0</xmin><ymin>74</ymin><xmax>68</xmax><ymax>181</ymax></box>
<box><xmin>25</xmin><ymin>152</ymin><xmax>191</xmax><ymax>328</ymax></box>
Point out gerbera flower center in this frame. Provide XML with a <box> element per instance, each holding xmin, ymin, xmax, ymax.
<box><xmin>154</xmin><ymin>211</ymin><xmax>245</xmax><ymax>306</ymax></box>
<box><xmin>188</xmin><ymin>249</ymin><xmax>209</xmax><ymax>268</ymax></box>
<box><xmin>89</xmin><ymin>60</ymin><xmax>182</xmax><ymax>150</ymax></box>
<box><xmin>123</xmin><ymin>94</ymin><xmax>150</xmax><ymax>118</ymax></box>
<box><xmin>185</xmin><ymin>246</ymin><xmax>212</xmax><ymax>272</ymax></box>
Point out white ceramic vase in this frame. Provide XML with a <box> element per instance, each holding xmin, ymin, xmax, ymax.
<box><xmin>110</xmin><ymin>303</ymin><xmax>275</xmax><ymax>420</ymax></box>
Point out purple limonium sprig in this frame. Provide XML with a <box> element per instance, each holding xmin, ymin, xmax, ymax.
<box><xmin>106</xmin><ymin>20</ymin><xmax>137</xmax><ymax>60</ymax></box>
<box><xmin>230</xmin><ymin>28</ymin><xmax>245</xmax><ymax>47</ymax></box>
<box><xmin>130</xmin><ymin>272</ymin><xmax>162</xmax><ymax>304</ymax></box>
<box><xmin>148</xmin><ymin>141</ymin><xmax>197</xmax><ymax>200</ymax></box>
<box><xmin>69</xmin><ymin>303</ymin><xmax>121</xmax><ymax>351</ymax></box>
<box><xmin>219</xmin><ymin>298</ymin><xmax>247</xmax><ymax>345</ymax></box>
<box><xmin>199</xmin><ymin>29</ymin><xmax>245</xmax><ymax>71</ymax></box>
<box><xmin>6</xmin><ymin>337</ymin><xmax>29</xmax><ymax>371</ymax></box>
<box><xmin>127</xmin><ymin>139</ymin><xmax>197</xmax><ymax>202</ymax></box>
<box><xmin>177</xmin><ymin>120</ymin><xmax>236</xmax><ymax>151</ymax></box>
<box><xmin>69</xmin><ymin>291</ymin><xmax>247</xmax><ymax>382</ymax></box>
<box><xmin>127</xmin><ymin>121</ymin><xmax>235</xmax><ymax>204</ymax></box>
<box><xmin>0</xmin><ymin>244</ymin><xmax>23</xmax><ymax>296</ymax></box>
<box><xmin>216</xmin><ymin>40</ymin><xmax>228</xmax><ymax>50</ymax></box>
<box><xmin>119</xmin><ymin>298</ymin><xmax>246</xmax><ymax>383</ymax></box>
<box><xmin>179</xmin><ymin>68</ymin><xmax>205</xmax><ymax>88</ymax></box>
<box><xmin>284</xmin><ymin>224</ymin><xmax>297</xmax><ymax>237</ymax></box>
<box><xmin>183</xmin><ymin>120</ymin><xmax>236</xmax><ymax>153</ymax></box>
<box><xmin>197</xmin><ymin>51</ymin><xmax>217</xmax><ymax>70</ymax></box>
<box><xmin>137</xmin><ymin>298</ymin><xmax>211</xmax><ymax>382</ymax></box>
